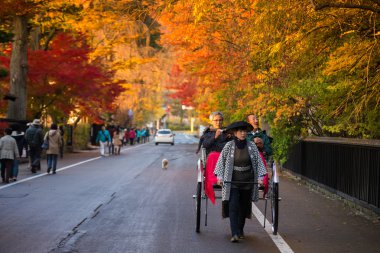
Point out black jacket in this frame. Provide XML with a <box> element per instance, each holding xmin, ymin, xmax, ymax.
<box><xmin>202</xmin><ymin>129</ymin><xmax>231</xmax><ymax>155</ymax></box>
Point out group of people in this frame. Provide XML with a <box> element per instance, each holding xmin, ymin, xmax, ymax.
<box><xmin>199</xmin><ymin>111</ymin><xmax>273</xmax><ymax>243</ymax></box>
<box><xmin>95</xmin><ymin>125</ymin><xmax>151</xmax><ymax>157</ymax></box>
<box><xmin>0</xmin><ymin>119</ymin><xmax>64</xmax><ymax>183</ymax></box>
<box><xmin>25</xmin><ymin>119</ymin><xmax>63</xmax><ymax>175</ymax></box>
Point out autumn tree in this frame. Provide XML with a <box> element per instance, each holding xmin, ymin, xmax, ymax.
<box><xmin>0</xmin><ymin>32</ymin><xmax>124</xmax><ymax>124</ymax></box>
<box><xmin>0</xmin><ymin>0</ymin><xmax>36</xmax><ymax>120</ymax></box>
<box><xmin>65</xmin><ymin>0</ymin><xmax>170</xmax><ymax>127</ymax></box>
<box><xmin>0</xmin><ymin>0</ymin><xmax>83</xmax><ymax>120</ymax></box>
<box><xmin>0</xmin><ymin>0</ymin><xmax>167</xmax><ymax>126</ymax></box>
<box><xmin>160</xmin><ymin>0</ymin><xmax>380</xmax><ymax>163</ymax></box>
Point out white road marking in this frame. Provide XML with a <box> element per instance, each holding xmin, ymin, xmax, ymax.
<box><xmin>252</xmin><ymin>204</ymin><xmax>294</xmax><ymax>253</ymax></box>
<box><xmin>0</xmin><ymin>143</ymin><xmax>148</xmax><ymax>191</ymax></box>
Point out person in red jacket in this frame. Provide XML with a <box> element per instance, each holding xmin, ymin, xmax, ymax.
<box><xmin>129</xmin><ymin>128</ymin><xmax>136</xmax><ymax>145</ymax></box>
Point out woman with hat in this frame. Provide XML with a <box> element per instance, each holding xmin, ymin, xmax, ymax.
<box><xmin>214</xmin><ymin>121</ymin><xmax>267</xmax><ymax>242</ymax></box>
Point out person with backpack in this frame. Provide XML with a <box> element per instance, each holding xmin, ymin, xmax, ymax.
<box><xmin>246</xmin><ymin>114</ymin><xmax>273</xmax><ymax>160</ymax></box>
<box><xmin>25</xmin><ymin>119</ymin><xmax>44</xmax><ymax>173</ymax></box>
<box><xmin>96</xmin><ymin>125</ymin><xmax>111</xmax><ymax>157</ymax></box>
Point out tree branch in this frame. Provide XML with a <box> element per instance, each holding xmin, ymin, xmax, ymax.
<box><xmin>209</xmin><ymin>34</ymin><xmax>242</xmax><ymax>50</ymax></box>
<box><xmin>43</xmin><ymin>28</ymin><xmax>56</xmax><ymax>51</ymax></box>
<box><xmin>311</xmin><ymin>1</ymin><xmax>380</xmax><ymax>14</ymax></box>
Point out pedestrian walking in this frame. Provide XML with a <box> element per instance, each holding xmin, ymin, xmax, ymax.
<box><xmin>141</xmin><ymin>128</ymin><xmax>146</xmax><ymax>143</ymax></box>
<box><xmin>129</xmin><ymin>128</ymin><xmax>136</xmax><ymax>145</ymax></box>
<box><xmin>113</xmin><ymin>129</ymin><xmax>122</xmax><ymax>155</ymax></box>
<box><xmin>25</xmin><ymin>119</ymin><xmax>44</xmax><ymax>173</ymax></box>
<box><xmin>145</xmin><ymin>127</ymin><xmax>150</xmax><ymax>142</ymax></box>
<box><xmin>11</xmin><ymin>124</ymin><xmax>25</xmax><ymax>181</ymax></box>
<box><xmin>0</xmin><ymin>128</ymin><xmax>20</xmax><ymax>183</ymax></box>
<box><xmin>108</xmin><ymin>126</ymin><xmax>115</xmax><ymax>155</ymax></box>
<box><xmin>96</xmin><ymin>126</ymin><xmax>111</xmax><ymax>156</ymax></box>
<box><xmin>120</xmin><ymin>128</ymin><xmax>126</xmax><ymax>146</ymax></box>
<box><xmin>44</xmin><ymin>123</ymin><xmax>62</xmax><ymax>174</ymax></box>
<box><xmin>214</xmin><ymin>121</ymin><xmax>267</xmax><ymax>243</ymax></box>
<box><xmin>124</xmin><ymin>129</ymin><xmax>130</xmax><ymax>145</ymax></box>
<box><xmin>136</xmin><ymin>128</ymin><xmax>141</xmax><ymax>144</ymax></box>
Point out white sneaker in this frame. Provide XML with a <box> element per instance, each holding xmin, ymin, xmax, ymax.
<box><xmin>230</xmin><ymin>235</ymin><xmax>239</xmax><ymax>243</ymax></box>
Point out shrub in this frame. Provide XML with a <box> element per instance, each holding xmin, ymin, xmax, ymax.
<box><xmin>73</xmin><ymin>123</ymin><xmax>91</xmax><ymax>150</ymax></box>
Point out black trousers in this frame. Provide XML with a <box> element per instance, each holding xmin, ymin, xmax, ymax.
<box><xmin>29</xmin><ymin>147</ymin><xmax>41</xmax><ymax>170</ymax></box>
<box><xmin>1</xmin><ymin>159</ymin><xmax>13</xmax><ymax>183</ymax></box>
<box><xmin>229</xmin><ymin>188</ymin><xmax>251</xmax><ymax>236</ymax></box>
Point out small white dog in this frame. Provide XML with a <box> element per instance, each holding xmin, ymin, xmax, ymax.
<box><xmin>162</xmin><ymin>159</ymin><xmax>169</xmax><ymax>169</ymax></box>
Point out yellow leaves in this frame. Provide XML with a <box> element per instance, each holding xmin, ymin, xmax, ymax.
<box><xmin>252</xmin><ymin>82</ymin><xmax>265</xmax><ymax>90</ymax></box>
<box><xmin>269</xmin><ymin>42</ymin><xmax>282</xmax><ymax>56</ymax></box>
<box><xmin>323</xmin><ymin>41</ymin><xmax>373</xmax><ymax>76</ymax></box>
<box><xmin>120</xmin><ymin>82</ymin><xmax>133</xmax><ymax>90</ymax></box>
<box><xmin>192</xmin><ymin>0</ymin><xmax>208</xmax><ymax>23</ymax></box>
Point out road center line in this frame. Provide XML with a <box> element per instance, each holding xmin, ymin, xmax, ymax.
<box><xmin>0</xmin><ymin>143</ymin><xmax>149</xmax><ymax>191</ymax></box>
<box><xmin>252</xmin><ymin>203</ymin><xmax>294</xmax><ymax>253</ymax></box>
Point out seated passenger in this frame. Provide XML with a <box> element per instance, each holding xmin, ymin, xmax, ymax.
<box><xmin>202</xmin><ymin>111</ymin><xmax>232</xmax><ymax>204</ymax></box>
<box><xmin>202</xmin><ymin>111</ymin><xmax>231</xmax><ymax>156</ymax></box>
<box><xmin>246</xmin><ymin>114</ymin><xmax>273</xmax><ymax>161</ymax></box>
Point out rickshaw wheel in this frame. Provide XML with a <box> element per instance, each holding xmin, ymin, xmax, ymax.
<box><xmin>196</xmin><ymin>181</ymin><xmax>202</xmax><ymax>233</ymax></box>
<box><xmin>271</xmin><ymin>182</ymin><xmax>279</xmax><ymax>235</ymax></box>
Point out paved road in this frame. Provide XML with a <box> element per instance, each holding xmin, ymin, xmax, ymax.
<box><xmin>0</xmin><ymin>132</ymin><xmax>379</xmax><ymax>253</ymax></box>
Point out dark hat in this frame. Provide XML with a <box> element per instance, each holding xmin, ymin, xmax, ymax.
<box><xmin>225</xmin><ymin>121</ymin><xmax>253</xmax><ymax>132</ymax></box>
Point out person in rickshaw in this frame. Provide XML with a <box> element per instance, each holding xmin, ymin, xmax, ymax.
<box><xmin>214</xmin><ymin>121</ymin><xmax>267</xmax><ymax>243</ymax></box>
<box><xmin>246</xmin><ymin>114</ymin><xmax>273</xmax><ymax>161</ymax></box>
<box><xmin>201</xmin><ymin>111</ymin><xmax>232</xmax><ymax>204</ymax></box>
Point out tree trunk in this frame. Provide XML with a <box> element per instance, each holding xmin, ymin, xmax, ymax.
<box><xmin>7</xmin><ymin>15</ymin><xmax>28</xmax><ymax>121</ymax></box>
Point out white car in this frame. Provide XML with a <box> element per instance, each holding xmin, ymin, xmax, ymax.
<box><xmin>155</xmin><ymin>129</ymin><xmax>175</xmax><ymax>145</ymax></box>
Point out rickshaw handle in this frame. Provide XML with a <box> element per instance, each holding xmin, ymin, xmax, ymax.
<box><xmin>224</xmin><ymin>181</ymin><xmax>259</xmax><ymax>184</ymax></box>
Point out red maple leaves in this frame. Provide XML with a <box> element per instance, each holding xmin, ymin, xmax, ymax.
<box><xmin>0</xmin><ymin>32</ymin><xmax>124</xmax><ymax>119</ymax></box>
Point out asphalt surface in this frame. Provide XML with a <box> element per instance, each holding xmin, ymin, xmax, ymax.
<box><xmin>0</xmin><ymin>132</ymin><xmax>379</xmax><ymax>253</ymax></box>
